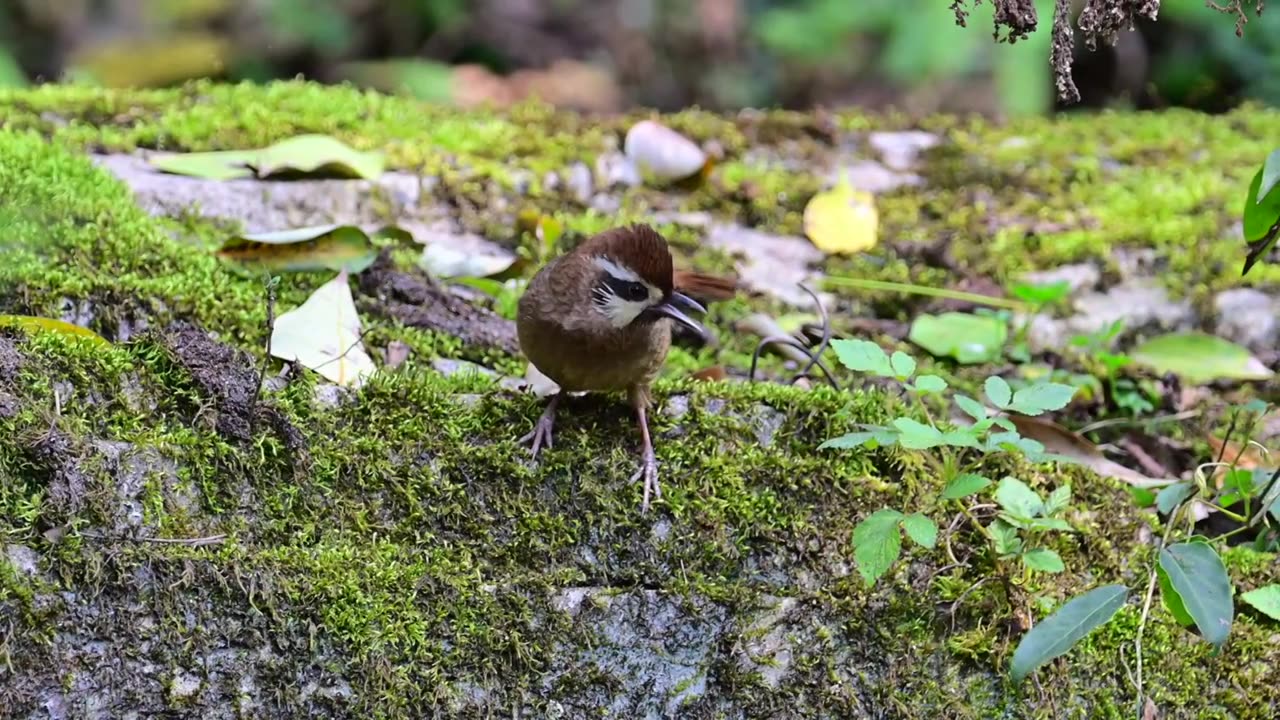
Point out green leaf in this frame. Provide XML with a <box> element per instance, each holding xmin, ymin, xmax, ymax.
<box><xmin>892</xmin><ymin>418</ymin><xmax>945</xmax><ymax>449</ymax></box>
<box><xmin>941</xmin><ymin>473</ymin><xmax>992</xmax><ymax>500</ymax></box>
<box><xmin>831</xmin><ymin>339</ymin><xmax>893</xmax><ymax>376</ymax></box>
<box><xmin>889</xmin><ymin>350</ymin><xmax>916</xmax><ymax>379</ymax></box>
<box><xmin>217</xmin><ymin>224</ymin><xmax>384</xmax><ymax>274</ymax></box>
<box><xmin>954</xmin><ymin>394</ymin><xmax>987</xmax><ymax>421</ymax></box>
<box><xmin>1025</xmin><ymin>517</ymin><xmax>1074</xmax><ymax>533</ymax></box>
<box><xmin>995</xmin><ymin>476</ymin><xmax>1043</xmax><ymax>518</ymax></box>
<box><xmin>149</xmin><ymin>134</ymin><xmax>385</xmax><ymax>181</ymax></box>
<box><xmin>1127</xmin><ymin>486</ymin><xmax>1157</xmax><ymax>507</ymax></box>
<box><xmin>1244</xmin><ymin>162</ymin><xmax>1280</xmax><ymax>239</ymax></box>
<box><xmin>913</xmin><ymin>374</ymin><xmax>947</xmax><ymax>394</ymax></box>
<box><xmin>1009</xmin><ymin>584</ymin><xmax>1128</xmax><ymax>682</ymax></box>
<box><xmin>902</xmin><ymin>513</ymin><xmax>938</xmax><ymax>549</ymax></box>
<box><xmin>149</xmin><ymin>148</ymin><xmax>257</xmax><ymax>180</ymax></box>
<box><xmin>819</xmin><ymin>428</ymin><xmax>899</xmax><ymax>450</ymax></box>
<box><xmin>1042</xmin><ymin>485</ymin><xmax>1071</xmax><ymax>517</ymax></box>
<box><xmin>0</xmin><ymin>315</ymin><xmax>111</xmax><ymax>347</ymax></box>
<box><xmin>1008</xmin><ymin>280</ymin><xmax>1071</xmax><ymax>306</ymax></box>
<box><xmin>939</xmin><ymin>430</ymin><xmax>982</xmax><ymax>448</ymax></box>
<box><xmin>251</xmin><ymin>134</ymin><xmax>385</xmax><ymax>179</ymax></box>
<box><xmin>1023</xmin><ymin>548</ymin><xmax>1065</xmax><ymax>573</ymax></box>
<box><xmin>1240</xmin><ymin>584</ymin><xmax>1280</xmax><ymax>621</ymax></box>
<box><xmin>852</xmin><ymin>509</ymin><xmax>905</xmax><ymax>586</ymax></box>
<box><xmin>908</xmin><ymin>312</ymin><xmax>1007</xmax><ymax>364</ymax></box>
<box><xmin>984</xmin><ymin>376</ymin><xmax>1013</xmax><ymax>409</ymax></box>
<box><xmin>1007</xmin><ymin>382</ymin><xmax>1077</xmax><ymax>416</ymax></box>
<box><xmin>1158</xmin><ymin>542</ymin><xmax>1234</xmax><ymax>649</ymax></box>
<box><xmin>1155</xmin><ymin>481</ymin><xmax>1196</xmax><ymax>515</ymax></box>
<box><xmin>1130</xmin><ymin>332</ymin><xmax>1273</xmax><ymax>384</ymax></box>
<box><xmin>1156</xmin><ymin>564</ymin><xmax>1195</xmax><ymax>627</ymax></box>
<box><xmin>1258</xmin><ymin>149</ymin><xmax>1280</xmax><ymax>205</ymax></box>
<box><xmin>990</xmin><ymin>519</ymin><xmax>1022</xmax><ymax>556</ymax></box>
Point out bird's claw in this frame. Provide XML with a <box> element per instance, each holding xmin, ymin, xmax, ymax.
<box><xmin>630</xmin><ymin>447</ymin><xmax>660</xmax><ymax>512</ymax></box>
<box><xmin>518</xmin><ymin>413</ymin><xmax>555</xmax><ymax>459</ymax></box>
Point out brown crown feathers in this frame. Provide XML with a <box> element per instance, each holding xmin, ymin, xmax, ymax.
<box><xmin>572</xmin><ymin>223</ymin><xmax>738</xmax><ymax>302</ymax></box>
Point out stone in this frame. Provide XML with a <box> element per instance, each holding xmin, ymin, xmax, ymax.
<box><xmin>1214</xmin><ymin>288</ymin><xmax>1280</xmax><ymax>352</ymax></box>
<box><xmin>1021</xmin><ymin>262</ymin><xmax>1101</xmax><ymax>294</ymax></box>
<box><xmin>867</xmin><ymin>130</ymin><xmax>940</xmax><ymax>170</ymax></box>
<box><xmin>1067</xmin><ymin>280</ymin><xmax>1194</xmax><ymax>337</ymax></box>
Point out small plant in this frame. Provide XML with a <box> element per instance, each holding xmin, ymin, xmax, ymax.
<box><xmin>1005</xmin><ymin>279</ymin><xmax>1071</xmax><ymax>363</ymax></box>
<box><xmin>820</xmin><ymin>338</ymin><xmax>1079</xmax><ymax>588</ymax></box>
<box><xmin>1067</xmin><ymin>319</ymin><xmax>1156</xmax><ymax>416</ymax></box>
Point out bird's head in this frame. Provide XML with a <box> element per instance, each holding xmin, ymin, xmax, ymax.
<box><xmin>576</xmin><ymin>224</ymin><xmax>708</xmax><ymax>337</ymax></box>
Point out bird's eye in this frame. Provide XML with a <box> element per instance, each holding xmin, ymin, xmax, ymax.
<box><xmin>622</xmin><ymin>281</ymin><xmax>648</xmax><ymax>302</ymax></box>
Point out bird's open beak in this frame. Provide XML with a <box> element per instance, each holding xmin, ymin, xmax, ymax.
<box><xmin>647</xmin><ymin>291</ymin><xmax>709</xmax><ymax>338</ymax></box>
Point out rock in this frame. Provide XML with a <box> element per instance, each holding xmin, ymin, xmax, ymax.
<box><xmin>1021</xmin><ymin>262</ymin><xmax>1101</xmax><ymax>294</ymax></box>
<box><xmin>1214</xmin><ymin>288</ymin><xmax>1280</xmax><ymax>352</ymax></box>
<box><xmin>705</xmin><ymin>224</ymin><xmax>825</xmax><ymax>307</ymax></box>
<box><xmin>565</xmin><ymin>162</ymin><xmax>593</xmax><ymax>203</ymax></box>
<box><xmin>594</xmin><ymin>151</ymin><xmax>641</xmax><ymax>189</ymax></box>
<box><xmin>1067</xmin><ymin>280</ymin><xmax>1194</xmax><ymax>338</ymax></box>
<box><xmin>832</xmin><ymin>160</ymin><xmax>923</xmax><ymax>194</ymax></box>
<box><xmin>867</xmin><ymin>130</ymin><xmax>940</xmax><ymax>170</ymax></box>
<box><xmin>4</xmin><ymin>543</ymin><xmax>41</xmax><ymax>577</ymax></box>
<box><xmin>748</xmin><ymin>404</ymin><xmax>787</xmax><ymax>448</ymax></box>
<box><xmin>431</xmin><ymin>357</ymin><xmax>497</xmax><ymax>378</ymax></box>
<box><xmin>733</xmin><ymin>596</ymin><xmax>797</xmax><ymax>689</ymax></box>
<box><xmin>167</xmin><ymin>671</ymin><xmax>202</xmax><ymax>703</ymax></box>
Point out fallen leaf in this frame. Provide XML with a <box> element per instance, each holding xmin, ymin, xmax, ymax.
<box><xmin>0</xmin><ymin>315</ymin><xmax>111</xmax><ymax>346</ymax></box>
<box><xmin>216</xmin><ymin>224</ymin><xmax>388</xmax><ymax>274</ymax></box>
<box><xmin>1005</xmin><ymin>414</ymin><xmax>1171</xmax><ymax>488</ymax></box>
<box><xmin>803</xmin><ymin>177</ymin><xmax>879</xmax><ymax>255</ymax></box>
<box><xmin>690</xmin><ymin>366</ymin><xmax>728</xmax><ymax>382</ymax></box>
<box><xmin>270</xmin><ymin>271</ymin><xmax>376</xmax><ymax>388</ymax></box>
<box><xmin>1205</xmin><ymin>435</ymin><xmax>1270</xmax><ymax>470</ymax></box>
<box><xmin>419</xmin><ymin>244</ymin><xmax>519</xmax><ymax>280</ymax></box>
<box><xmin>149</xmin><ymin>149</ymin><xmax>257</xmax><ymax>180</ymax></box>
<box><xmin>624</xmin><ymin>120</ymin><xmax>708</xmax><ymax>183</ymax></box>
<box><xmin>908</xmin><ymin>312</ymin><xmax>1007</xmax><ymax>364</ymax></box>
<box><xmin>1130</xmin><ymin>332</ymin><xmax>1273</xmax><ymax>384</ymax></box>
<box><xmin>251</xmin><ymin>134</ymin><xmax>385</xmax><ymax>180</ymax></box>
<box><xmin>149</xmin><ymin>134</ymin><xmax>384</xmax><ymax>181</ymax></box>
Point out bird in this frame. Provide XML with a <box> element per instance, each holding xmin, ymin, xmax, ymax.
<box><xmin>515</xmin><ymin>223</ymin><xmax>737</xmax><ymax>512</ymax></box>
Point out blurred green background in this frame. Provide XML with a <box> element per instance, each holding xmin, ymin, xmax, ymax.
<box><xmin>0</xmin><ymin>0</ymin><xmax>1274</xmax><ymax>116</ymax></box>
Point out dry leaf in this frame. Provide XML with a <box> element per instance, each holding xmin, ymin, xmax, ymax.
<box><xmin>271</xmin><ymin>270</ymin><xmax>376</xmax><ymax>388</ymax></box>
<box><xmin>690</xmin><ymin>366</ymin><xmax>728</xmax><ymax>382</ymax></box>
<box><xmin>1005</xmin><ymin>414</ymin><xmax>1171</xmax><ymax>488</ymax></box>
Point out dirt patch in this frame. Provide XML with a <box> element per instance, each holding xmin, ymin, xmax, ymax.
<box><xmin>26</xmin><ymin>429</ymin><xmax>89</xmax><ymax>518</ymax></box>
<box><xmin>162</xmin><ymin>321</ymin><xmax>259</xmax><ymax>441</ymax></box>
<box><xmin>357</xmin><ymin>250</ymin><xmax>519</xmax><ymax>355</ymax></box>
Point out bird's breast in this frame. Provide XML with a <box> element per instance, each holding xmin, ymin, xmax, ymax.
<box><xmin>517</xmin><ymin>311</ymin><xmax>671</xmax><ymax>393</ymax></box>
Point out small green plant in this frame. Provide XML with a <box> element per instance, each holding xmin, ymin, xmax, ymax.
<box><xmin>1068</xmin><ymin>319</ymin><xmax>1156</xmax><ymax>416</ymax></box>
<box><xmin>1241</xmin><ymin>147</ymin><xmax>1280</xmax><ymax>275</ymax></box>
<box><xmin>820</xmin><ymin>338</ymin><xmax>1280</xmax><ymax>690</ymax></box>
<box><xmin>820</xmin><ymin>338</ymin><xmax>1079</xmax><ymax>588</ymax></box>
<box><xmin>1005</xmin><ymin>279</ymin><xmax>1071</xmax><ymax>363</ymax></box>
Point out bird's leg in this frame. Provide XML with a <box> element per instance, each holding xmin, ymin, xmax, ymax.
<box><xmin>519</xmin><ymin>392</ymin><xmax>561</xmax><ymax>459</ymax></box>
<box><xmin>628</xmin><ymin>386</ymin><xmax>660</xmax><ymax>512</ymax></box>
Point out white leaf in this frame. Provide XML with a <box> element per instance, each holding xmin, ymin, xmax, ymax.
<box><xmin>271</xmin><ymin>271</ymin><xmax>376</xmax><ymax>388</ymax></box>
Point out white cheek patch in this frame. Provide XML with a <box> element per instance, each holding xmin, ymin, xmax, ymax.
<box><xmin>598</xmin><ymin>295</ymin><xmax>650</xmax><ymax>328</ymax></box>
<box><xmin>590</xmin><ymin>255</ymin><xmax>663</xmax><ymax>328</ymax></box>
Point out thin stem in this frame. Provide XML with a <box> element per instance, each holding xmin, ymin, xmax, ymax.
<box><xmin>823</xmin><ymin>276</ymin><xmax>1029</xmax><ymax>311</ymax></box>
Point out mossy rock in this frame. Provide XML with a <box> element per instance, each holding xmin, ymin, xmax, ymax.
<box><xmin>0</xmin><ymin>81</ymin><xmax>1278</xmax><ymax>718</ymax></box>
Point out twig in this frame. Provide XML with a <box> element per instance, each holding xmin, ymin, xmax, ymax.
<box><xmin>79</xmin><ymin>531</ymin><xmax>227</xmax><ymax>547</ymax></box>
<box><xmin>249</xmin><ymin>274</ymin><xmax>279</xmax><ymax>434</ymax></box>
<box><xmin>748</xmin><ymin>335</ymin><xmax>840</xmax><ymax>390</ymax></box>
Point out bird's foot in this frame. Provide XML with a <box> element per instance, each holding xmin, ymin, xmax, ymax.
<box><xmin>630</xmin><ymin>445</ymin><xmax>660</xmax><ymax>513</ymax></box>
<box><xmin>518</xmin><ymin>403</ymin><xmax>558</xmax><ymax>459</ymax></box>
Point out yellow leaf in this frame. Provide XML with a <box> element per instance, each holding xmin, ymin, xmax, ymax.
<box><xmin>803</xmin><ymin>179</ymin><xmax>879</xmax><ymax>255</ymax></box>
<box><xmin>0</xmin><ymin>315</ymin><xmax>111</xmax><ymax>346</ymax></box>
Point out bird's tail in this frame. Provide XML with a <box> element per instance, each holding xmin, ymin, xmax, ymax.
<box><xmin>673</xmin><ymin>270</ymin><xmax>738</xmax><ymax>301</ymax></box>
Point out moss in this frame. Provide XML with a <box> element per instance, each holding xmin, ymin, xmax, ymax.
<box><xmin>2</xmin><ymin>82</ymin><xmax>1279</xmax><ymax>717</ymax></box>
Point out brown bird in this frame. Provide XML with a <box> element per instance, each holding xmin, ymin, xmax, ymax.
<box><xmin>516</xmin><ymin>224</ymin><xmax>736</xmax><ymax>511</ymax></box>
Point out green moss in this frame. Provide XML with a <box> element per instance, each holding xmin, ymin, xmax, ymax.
<box><xmin>2</xmin><ymin>82</ymin><xmax>1279</xmax><ymax>717</ymax></box>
